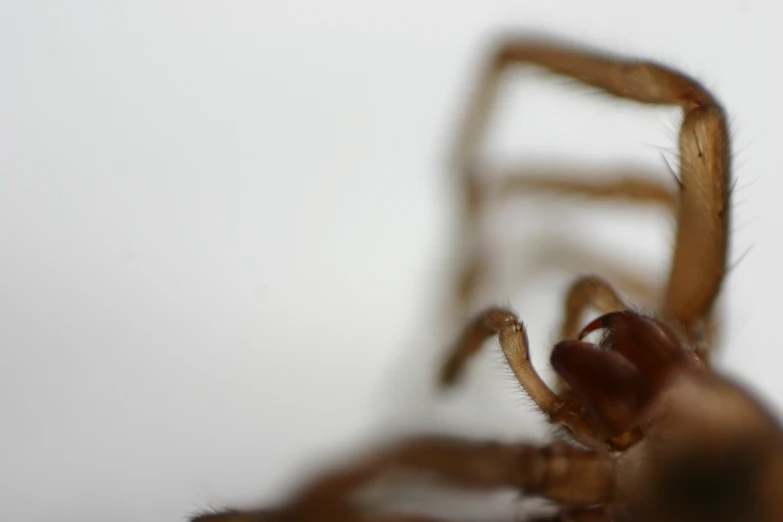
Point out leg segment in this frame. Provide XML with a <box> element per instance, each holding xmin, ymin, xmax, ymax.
<box><xmin>494</xmin><ymin>165</ymin><xmax>677</xmax><ymax>210</ymax></box>
<box><xmin>452</xmin><ymin>165</ymin><xmax>674</xmax><ymax>314</ymax></box>
<box><xmin>439</xmin><ymin>308</ymin><xmax>559</xmax><ymax>415</ymax></box>
<box><xmin>452</xmin><ymin>38</ymin><xmax>730</xmax><ymax>339</ymax></box>
<box><xmin>560</xmin><ymin>276</ymin><xmax>627</xmax><ymax>340</ymax></box>
<box><xmin>324</xmin><ymin>436</ymin><xmax>614</xmax><ymax>506</ymax></box>
<box><xmin>530</xmin><ymin>507</ymin><xmax>611</xmax><ymax>522</ymax></box>
<box><xmin>194</xmin><ymin>437</ymin><xmax>613</xmax><ymax>522</ymax></box>
<box><xmin>192</xmin><ymin>508</ymin><xmax>450</xmax><ymax>522</ymax></box>
<box><xmin>440</xmin><ymin>308</ymin><xmax>604</xmax><ymax>444</ymax></box>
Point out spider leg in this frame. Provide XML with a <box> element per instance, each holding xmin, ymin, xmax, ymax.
<box><xmin>452</xmin><ymin>38</ymin><xmax>729</xmax><ymax>352</ymax></box>
<box><xmin>439</xmin><ymin>308</ymin><xmax>553</xmax><ymax>400</ymax></box>
<box><xmin>560</xmin><ymin>276</ymin><xmax>627</xmax><ymax>341</ymax></box>
<box><xmin>547</xmin><ymin>276</ymin><xmax>629</xmax><ymax>395</ymax></box>
<box><xmin>194</xmin><ymin>436</ymin><xmax>613</xmax><ymax>522</ymax></box>
<box><xmin>494</xmin><ymin>166</ymin><xmax>677</xmax><ymax>209</ymax></box>
<box><xmin>191</xmin><ymin>509</ymin><xmax>449</xmax><ymax>522</ymax></box>
<box><xmin>440</xmin><ymin>308</ymin><xmax>610</xmax><ymax>444</ymax></box>
<box><xmin>452</xmin><ymin>165</ymin><xmax>674</xmax><ymax>313</ymax></box>
<box><xmin>529</xmin><ymin>506</ymin><xmax>610</xmax><ymax>522</ymax></box>
<box><xmin>298</xmin><ymin>437</ymin><xmax>613</xmax><ymax>509</ymax></box>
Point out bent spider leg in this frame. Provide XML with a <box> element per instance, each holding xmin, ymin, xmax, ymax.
<box><xmin>440</xmin><ymin>308</ymin><xmax>603</xmax><ymax>444</ymax></box>
<box><xmin>560</xmin><ymin>276</ymin><xmax>627</xmax><ymax>341</ymax></box>
<box><xmin>451</xmin><ymin>38</ymin><xmax>730</xmax><ymax>356</ymax></box>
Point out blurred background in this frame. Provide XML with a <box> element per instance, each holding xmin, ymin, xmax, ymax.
<box><xmin>1</xmin><ymin>1</ymin><xmax>782</xmax><ymax>520</ymax></box>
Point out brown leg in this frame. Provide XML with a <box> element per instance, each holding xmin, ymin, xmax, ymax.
<box><xmin>560</xmin><ymin>276</ymin><xmax>627</xmax><ymax>340</ymax></box>
<box><xmin>452</xmin><ymin>165</ymin><xmax>674</xmax><ymax>313</ymax></box>
<box><xmin>453</xmin><ymin>251</ymin><xmax>485</xmax><ymax>312</ymax></box>
<box><xmin>530</xmin><ymin>506</ymin><xmax>610</xmax><ymax>522</ymax></box>
<box><xmin>192</xmin><ymin>509</ymin><xmax>450</xmax><ymax>522</ymax></box>
<box><xmin>440</xmin><ymin>308</ymin><xmax>604</xmax><ymax>444</ymax></box>
<box><xmin>195</xmin><ymin>436</ymin><xmax>613</xmax><ymax>522</ymax></box>
<box><xmin>451</xmin><ymin>37</ymin><xmax>729</xmax><ymax>348</ymax></box>
<box><xmin>439</xmin><ymin>308</ymin><xmax>557</xmax><ymax>409</ymax></box>
<box><xmin>494</xmin><ymin>166</ymin><xmax>677</xmax><ymax>210</ymax></box>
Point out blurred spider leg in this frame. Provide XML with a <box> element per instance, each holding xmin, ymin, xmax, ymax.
<box><xmin>495</xmin><ymin>166</ymin><xmax>677</xmax><ymax>210</ymax></box>
<box><xmin>362</xmin><ymin>514</ymin><xmax>454</xmax><ymax>522</ymax></box>
<box><xmin>192</xmin><ymin>437</ymin><xmax>535</xmax><ymax>522</ymax></box>
<box><xmin>453</xmin><ymin>248</ymin><xmax>485</xmax><ymax>312</ymax></box>
<box><xmin>548</xmin><ymin>276</ymin><xmax>630</xmax><ymax>396</ymax></box>
<box><xmin>529</xmin><ymin>506</ymin><xmax>610</xmax><ymax>522</ymax></box>
<box><xmin>453</xmin><ymin>166</ymin><xmax>675</xmax><ymax>313</ymax></box>
<box><xmin>452</xmin><ymin>38</ymin><xmax>730</xmax><ymax>352</ymax></box>
<box><xmin>198</xmin><ymin>436</ymin><xmax>613</xmax><ymax>522</ymax></box>
<box><xmin>512</xmin><ymin>442</ymin><xmax>613</xmax><ymax>505</ymax></box>
<box><xmin>302</xmin><ymin>437</ymin><xmax>547</xmax><ymax>498</ymax></box>
<box><xmin>560</xmin><ymin>276</ymin><xmax>627</xmax><ymax>340</ymax></box>
<box><xmin>192</xmin><ymin>508</ymin><xmax>449</xmax><ymax>522</ymax></box>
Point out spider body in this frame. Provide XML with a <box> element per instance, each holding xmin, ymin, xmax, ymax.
<box><xmin>614</xmin><ymin>366</ymin><xmax>783</xmax><ymax>522</ymax></box>
<box><xmin>193</xmin><ymin>37</ymin><xmax>783</xmax><ymax>522</ymax></box>
<box><xmin>559</xmin><ymin>310</ymin><xmax>783</xmax><ymax>522</ymax></box>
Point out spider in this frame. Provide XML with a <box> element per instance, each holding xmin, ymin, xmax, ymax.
<box><xmin>192</xmin><ymin>37</ymin><xmax>783</xmax><ymax>522</ymax></box>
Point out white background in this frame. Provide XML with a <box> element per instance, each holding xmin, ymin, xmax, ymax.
<box><xmin>2</xmin><ymin>1</ymin><xmax>783</xmax><ymax>521</ymax></box>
